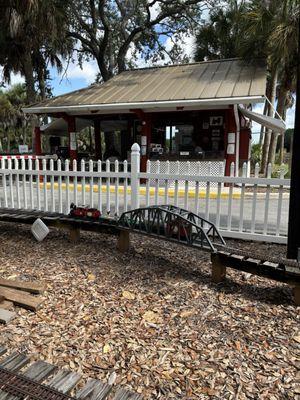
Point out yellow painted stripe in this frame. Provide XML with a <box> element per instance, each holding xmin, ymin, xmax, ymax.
<box><xmin>39</xmin><ymin>182</ymin><xmax>242</xmax><ymax>199</ymax></box>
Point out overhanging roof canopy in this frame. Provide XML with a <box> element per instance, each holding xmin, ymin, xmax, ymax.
<box><xmin>40</xmin><ymin>117</ymin><xmax>128</xmax><ymax>136</ymax></box>
<box><xmin>40</xmin><ymin>117</ymin><xmax>93</xmax><ymax>136</ymax></box>
<box><xmin>24</xmin><ymin>58</ymin><xmax>267</xmax><ymax>115</ymax></box>
<box><xmin>239</xmin><ymin>106</ymin><xmax>286</xmax><ymax>133</ymax></box>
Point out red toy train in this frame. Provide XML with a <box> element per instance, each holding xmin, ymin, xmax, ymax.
<box><xmin>69</xmin><ymin>203</ymin><xmax>101</xmax><ymax>219</ymax></box>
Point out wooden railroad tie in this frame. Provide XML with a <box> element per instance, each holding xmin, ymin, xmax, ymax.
<box><xmin>0</xmin><ymin>346</ymin><xmax>142</xmax><ymax>399</ymax></box>
<box><xmin>211</xmin><ymin>252</ymin><xmax>300</xmax><ymax>306</ymax></box>
<box><xmin>0</xmin><ymin>278</ymin><xmax>45</xmax><ymax>324</ymax></box>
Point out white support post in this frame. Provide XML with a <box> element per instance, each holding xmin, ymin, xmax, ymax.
<box><xmin>131</xmin><ymin>143</ymin><xmax>140</xmax><ymax>210</ymax></box>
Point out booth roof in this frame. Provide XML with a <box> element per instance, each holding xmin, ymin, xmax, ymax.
<box><xmin>24</xmin><ymin>58</ymin><xmax>266</xmax><ymax>115</ymax></box>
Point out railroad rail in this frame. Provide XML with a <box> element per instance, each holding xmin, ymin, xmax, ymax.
<box><xmin>0</xmin><ymin>206</ymin><xmax>299</xmax><ymax>304</ymax></box>
<box><xmin>0</xmin><ymin>346</ymin><xmax>141</xmax><ymax>399</ymax></box>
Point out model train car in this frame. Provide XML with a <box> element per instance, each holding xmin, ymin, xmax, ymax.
<box><xmin>69</xmin><ymin>203</ymin><xmax>101</xmax><ymax>219</ymax></box>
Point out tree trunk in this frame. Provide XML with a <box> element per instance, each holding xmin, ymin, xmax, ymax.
<box><xmin>279</xmin><ymin>103</ymin><xmax>288</xmax><ymax>164</ymax></box>
<box><xmin>96</xmin><ymin>53</ymin><xmax>113</xmax><ymax>82</ymax></box>
<box><xmin>261</xmin><ymin>67</ymin><xmax>278</xmax><ymax>175</ymax></box>
<box><xmin>259</xmin><ymin>99</ymin><xmax>270</xmax><ymax>147</ymax></box>
<box><xmin>267</xmin><ymin>132</ymin><xmax>279</xmax><ymax>166</ymax></box>
<box><xmin>22</xmin><ymin>52</ymin><xmax>36</xmax><ymax>104</ymax></box>
<box><xmin>267</xmin><ymin>85</ymin><xmax>288</xmax><ymax>167</ymax></box>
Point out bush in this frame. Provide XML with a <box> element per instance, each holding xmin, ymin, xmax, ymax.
<box><xmin>271</xmin><ymin>163</ymin><xmax>289</xmax><ymax>178</ymax></box>
<box><xmin>251</xmin><ymin>143</ymin><xmax>261</xmax><ymax>168</ymax></box>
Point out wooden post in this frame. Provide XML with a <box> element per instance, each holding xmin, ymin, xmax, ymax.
<box><xmin>287</xmin><ymin>18</ymin><xmax>300</xmax><ymax>259</ymax></box>
<box><xmin>64</xmin><ymin>115</ymin><xmax>77</xmax><ymax>162</ymax></box>
<box><xmin>130</xmin><ymin>109</ymin><xmax>151</xmax><ymax>172</ymax></box>
<box><xmin>34</xmin><ymin>126</ymin><xmax>42</xmax><ymax>155</ymax></box>
<box><xmin>211</xmin><ymin>253</ymin><xmax>226</xmax><ymax>283</ymax></box>
<box><xmin>224</xmin><ymin>107</ymin><xmax>237</xmax><ymax>177</ymax></box>
<box><xmin>140</xmin><ymin>114</ymin><xmax>152</xmax><ymax>173</ymax></box>
<box><xmin>94</xmin><ymin>120</ymin><xmax>102</xmax><ymax>160</ymax></box>
<box><xmin>293</xmin><ymin>286</ymin><xmax>300</xmax><ymax>306</ymax></box>
<box><xmin>69</xmin><ymin>227</ymin><xmax>80</xmax><ymax>242</ymax></box>
<box><xmin>117</xmin><ymin>230</ymin><xmax>130</xmax><ymax>252</ymax></box>
<box><xmin>130</xmin><ymin>143</ymin><xmax>140</xmax><ymax>209</ymax></box>
<box><xmin>34</xmin><ymin>126</ymin><xmax>43</xmax><ymax>182</ymax></box>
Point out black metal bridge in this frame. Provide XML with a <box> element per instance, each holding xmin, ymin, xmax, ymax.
<box><xmin>118</xmin><ymin>205</ymin><xmax>225</xmax><ymax>252</ymax></box>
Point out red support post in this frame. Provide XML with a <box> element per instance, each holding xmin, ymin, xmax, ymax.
<box><xmin>224</xmin><ymin>107</ymin><xmax>237</xmax><ymax>177</ymax></box>
<box><xmin>65</xmin><ymin>115</ymin><xmax>77</xmax><ymax>162</ymax></box>
<box><xmin>94</xmin><ymin>120</ymin><xmax>102</xmax><ymax>160</ymax></box>
<box><xmin>140</xmin><ymin>114</ymin><xmax>152</xmax><ymax>172</ymax></box>
<box><xmin>34</xmin><ymin>126</ymin><xmax>42</xmax><ymax>155</ymax></box>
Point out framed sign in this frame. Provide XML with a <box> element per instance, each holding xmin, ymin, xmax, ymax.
<box><xmin>228</xmin><ymin>132</ymin><xmax>235</xmax><ymax>144</ymax></box>
<box><xmin>70</xmin><ymin>132</ymin><xmax>77</xmax><ymax>151</ymax></box>
<box><xmin>227</xmin><ymin>144</ymin><xmax>235</xmax><ymax>155</ymax></box>
<box><xmin>18</xmin><ymin>144</ymin><xmax>28</xmax><ymax>154</ymax></box>
<box><xmin>210</xmin><ymin>116</ymin><xmax>223</xmax><ymax>126</ymax></box>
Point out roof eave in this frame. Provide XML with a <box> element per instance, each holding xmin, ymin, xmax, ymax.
<box><xmin>23</xmin><ymin>96</ymin><xmax>265</xmax><ymax>115</ymax></box>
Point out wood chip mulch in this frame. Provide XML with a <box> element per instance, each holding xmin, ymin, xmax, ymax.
<box><xmin>0</xmin><ymin>222</ymin><xmax>299</xmax><ymax>399</ymax></box>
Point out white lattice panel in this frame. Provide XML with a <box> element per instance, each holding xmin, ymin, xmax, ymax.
<box><xmin>148</xmin><ymin>160</ymin><xmax>225</xmax><ymax>187</ymax></box>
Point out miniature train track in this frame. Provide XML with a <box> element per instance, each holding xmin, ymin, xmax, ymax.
<box><xmin>0</xmin><ymin>206</ymin><xmax>299</xmax><ymax>303</ymax></box>
<box><xmin>0</xmin><ymin>346</ymin><xmax>142</xmax><ymax>399</ymax></box>
<box><xmin>215</xmin><ymin>243</ymin><xmax>300</xmax><ymax>270</ymax></box>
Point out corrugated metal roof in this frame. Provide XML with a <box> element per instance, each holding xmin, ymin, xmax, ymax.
<box><xmin>25</xmin><ymin>58</ymin><xmax>266</xmax><ymax>113</ymax></box>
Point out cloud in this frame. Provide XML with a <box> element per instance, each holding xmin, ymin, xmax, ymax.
<box><xmin>58</xmin><ymin>56</ymin><xmax>99</xmax><ymax>85</ymax></box>
<box><xmin>0</xmin><ymin>67</ymin><xmax>25</xmax><ymax>88</ymax></box>
<box><xmin>163</xmin><ymin>32</ymin><xmax>196</xmax><ymax>62</ymax></box>
<box><xmin>180</xmin><ymin>34</ymin><xmax>196</xmax><ymax>59</ymax></box>
<box><xmin>149</xmin><ymin>2</ymin><xmax>161</xmax><ymax>20</ymax></box>
<box><xmin>66</xmin><ymin>60</ymin><xmax>99</xmax><ymax>84</ymax></box>
<box><xmin>286</xmin><ymin>105</ymin><xmax>295</xmax><ymax>128</ymax></box>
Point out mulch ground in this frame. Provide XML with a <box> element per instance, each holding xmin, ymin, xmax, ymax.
<box><xmin>0</xmin><ymin>222</ymin><xmax>299</xmax><ymax>399</ymax></box>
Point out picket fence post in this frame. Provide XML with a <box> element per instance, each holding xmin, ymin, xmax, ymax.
<box><xmin>131</xmin><ymin>143</ymin><xmax>140</xmax><ymax>209</ymax></box>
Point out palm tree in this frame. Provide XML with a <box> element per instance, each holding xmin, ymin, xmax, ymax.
<box><xmin>238</xmin><ymin>0</ymin><xmax>299</xmax><ymax>174</ymax></box>
<box><xmin>0</xmin><ymin>84</ymin><xmax>29</xmax><ymax>152</ymax></box>
<box><xmin>266</xmin><ymin>0</ymin><xmax>299</xmax><ymax>166</ymax></box>
<box><xmin>194</xmin><ymin>0</ymin><xmax>247</xmax><ymax>61</ymax></box>
<box><xmin>0</xmin><ymin>0</ymin><xmax>71</xmax><ymax>104</ymax></box>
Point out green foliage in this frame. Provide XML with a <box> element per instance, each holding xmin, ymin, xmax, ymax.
<box><xmin>0</xmin><ymin>84</ymin><xmax>32</xmax><ymax>152</ymax></box>
<box><xmin>195</xmin><ymin>0</ymin><xmax>246</xmax><ymax>61</ymax></box>
<box><xmin>271</xmin><ymin>163</ymin><xmax>289</xmax><ymax>178</ymax></box>
<box><xmin>0</xmin><ymin>0</ymin><xmax>73</xmax><ymax>103</ymax></box>
<box><xmin>251</xmin><ymin>143</ymin><xmax>261</xmax><ymax>168</ymax></box>
<box><xmin>67</xmin><ymin>0</ymin><xmax>206</xmax><ymax>82</ymax></box>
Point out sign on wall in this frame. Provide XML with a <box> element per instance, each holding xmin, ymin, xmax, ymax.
<box><xmin>18</xmin><ymin>144</ymin><xmax>28</xmax><ymax>154</ymax></box>
<box><xmin>70</xmin><ymin>132</ymin><xmax>77</xmax><ymax>151</ymax></box>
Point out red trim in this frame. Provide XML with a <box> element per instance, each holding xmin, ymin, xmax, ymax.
<box><xmin>94</xmin><ymin>120</ymin><xmax>102</xmax><ymax>159</ymax></box>
<box><xmin>224</xmin><ymin>107</ymin><xmax>237</xmax><ymax>176</ymax></box>
<box><xmin>34</xmin><ymin>126</ymin><xmax>42</xmax><ymax>155</ymax></box>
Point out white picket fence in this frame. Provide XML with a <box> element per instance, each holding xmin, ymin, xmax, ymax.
<box><xmin>0</xmin><ymin>143</ymin><xmax>290</xmax><ymax>243</ymax></box>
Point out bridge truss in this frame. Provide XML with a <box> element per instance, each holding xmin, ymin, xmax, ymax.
<box><xmin>118</xmin><ymin>205</ymin><xmax>226</xmax><ymax>252</ymax></box>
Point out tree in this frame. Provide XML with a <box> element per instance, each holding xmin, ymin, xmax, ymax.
<box><xmin>66</xmin><ymin>0</ymin><xmax>208</xmax><ymax>82</ymax></box>
<box><xmin>266</xmin><ymin>0</ymin><xmax>298</xmax><ymax>166</ymax></box>
<box><xmin>0</xmin><ymin>84</ymin><xmax>30</xmax><ymax>152</ymax></box>
<box><xmin>0</xmin><ymin>0</ymin><xmax>72</xmax><ymax>104</ymax></box>
<box><xmin>194</xmin><ymin>0</ymin><xmax>246</xmax><ymax>61</ymax></box>
<box><xmin>238</xmin><ymin>0</ymin><xmax>299</xmax><ymax>174</ymax></box>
